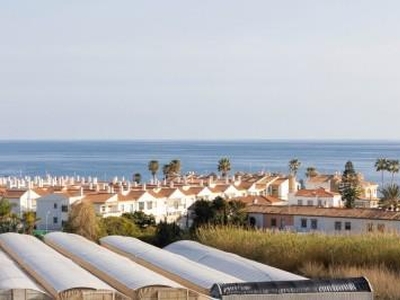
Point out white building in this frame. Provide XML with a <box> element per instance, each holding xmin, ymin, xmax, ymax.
<box><xmin>288</xmin><ymin>188</ymin><xmax>343</xmax><ymax>208</ymax></box>
<box><xmin>36</xmin><ymin>190</ymin><xmax>84</xmax><ymax>231</ymax></box>
<box><xmin>1</xmin><ymin>189</ymin><xmax>42</xmax><ymax>216</ymax></box>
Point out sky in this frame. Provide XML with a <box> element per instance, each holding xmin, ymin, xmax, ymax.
<box><xmin>1</xmin><ymin>1</ymin><xmax>400</xmax><ymax>140</ymax></box>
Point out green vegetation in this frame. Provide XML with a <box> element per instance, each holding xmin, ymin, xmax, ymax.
<box><xmin>339</xmin><ymin>161</ymin><xmax>362</xmax><ymax>208</ymax></box>
<box><xmin>162</xmin><ymin>159</ymin><xmax>181</xmax><ymax>179</ymax></box>
<box><xmin>148</xmin><ymin>160</ymin><xmax>159</xmax><ymax>182</ymax></box>
<box><xmin>217</xmin><ymin>157</ymin><xmax>231</xmax><ymax>178</ymax></box>
<box><xmin>288</xmin><ymin>158</ymin><xmax>301</xmax><ymax>176</ymax></box>
<box><xmin>133</xmin><ymin>172</ymin><xmax>141</xmax><ymax>184</ymax></box>
<box><xmin>379</xmin><ymin>184</ymin><xmax>400</xmax><ymax>210</ymax></box>
<box><xmin>195</xmin><ymin>226</ymin><xmax>400</xmax><ymax>300</ymax></box>
<box><xmin>305</xmin><ymin>166</ymin><xmax>318</xmax><ymax>178</ymax></box>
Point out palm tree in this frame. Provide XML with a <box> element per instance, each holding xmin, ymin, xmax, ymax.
<box><xmin>305</xmin><ymin>166</ymin><xmax>318</xmax><ymax>178</ymax></box>
<box><xmin>133</xmin><ymin>173</ymin><xmax>141</xmax><ymax>184</ymax></box>
<box><xmin>163</xmin><ymin>164</ymin><xmax>172</xmax><ymax>180</ymax></box>
<box><xmin>375</xmin><ymin>158</ymin><xmax>388</xmax><ymax>187</ymax></box>
<box><xmin>148</xmin><ymin>160</ymin><xmax>159</xmax><ymax>183</ymax></box>
<box><xmin>218</xmin><ymin>157</ymin><xmax>231</xmax><ymax>178</ymax></box>
<box><xmin>379</xmin><ymin>183</ymin><xmax>400</xmax><ymax>210</ymax></box>
<box><xmin>387</xmin><ymin>159</ymin><xmax>399</xmax><ymax>184</ymax></box>
<box><xmin>288</xmin><ymin>158</ymin><xmax>301</xmax><ymax>176</ymax></box>
<box><xmin>169</xmin><ymin>159</ymin><xmax>181</xmax><ymax>176</ymax></box>
<box><xmin>21</xmin><ymin>211</ymin><xmax>39</xmax><ymax>234</ymax></box>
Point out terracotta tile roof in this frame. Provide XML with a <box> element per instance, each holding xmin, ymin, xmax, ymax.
<box><xmin>233</xmin><ymin>195</ymin><xmax>274</xmax><ymax>205</ymax></box>
<box><xmin>210</xmin><ymin>185</ymin><xmax>230</xmax><ymax>193</ymax></box>
<box><xmin>270</xmin><ymin>178</ymin><xmax>288</xmax><ymax>186</ymax></box>
<box><xmin>181</xmin><ymin>186</ymin><xmax>206</xmax><ymax>196</ymax></box>
<box><xmin>82</xmin><ymin>193</ymin><xmax>116</xmax><ymax>204</ymax></box>
<box><xmin>295</xmin><ymin>188</ymin><xmax>339</xmax><ymax>198</ymax></box>
<box><xmin>2</xmin><ymin>189</ymin><xmax>27</xmax><ymax>199</ymax></box>
<box><xmin>151</xmin><ymin>188</ymin><xmax>178</xmax><ymax>198</ymax></box>
<box><xmin>307</xmin><ymin>175</ymin><xmax>334</xmax><ymax>183</ymax></box>
<box><xmin>246</xmin><ymin>205</ymin><xmax>400</xmax><ymax>221</ymax></box>
<box><xmin>118</xmin><ymin>190</ymin><xmax>147</xmax><ymax>201</ymax></box>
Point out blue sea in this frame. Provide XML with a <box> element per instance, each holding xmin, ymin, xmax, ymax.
<box><xmin>0</xmin><ymin>140</ymin><xmax>399</xmax><ymax>184</ymax></box>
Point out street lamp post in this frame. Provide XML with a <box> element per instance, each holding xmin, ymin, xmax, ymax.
<box><xmin>45</xmin><ymin>211</ymin><xmax>50</xmax><ymax>232</ymax></box>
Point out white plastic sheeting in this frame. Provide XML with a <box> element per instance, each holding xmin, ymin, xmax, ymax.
<box><xmin>0</xmin><ymin>233</ymin><xmax>115</xmax><ymax>298</ymax></box>
<box><xmin>0</xmin><ymin>249</ymin><xmax>48</xmax><ymax>296</ymax></box>
<box><xmin>164</xmin><ymin>240</ymin><xmax>307</xmax><ymax>282</ymax></box>
<box><xmin>44</xmin><ymin>232</ymin><xmax>192</xmax><ymax>299</ymax></box>
<box><xmin>100</xmin><ymin>236</ymin><xmax>243</xmax><ymax>295</ymax></box>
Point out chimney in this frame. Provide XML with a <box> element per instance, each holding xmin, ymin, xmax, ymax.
<box><xmin>142</xmin><ymin>183</ymin><xmax>146</xmax><ymax>191</ymax></box>
<box><xmin>80</xmin><ymin>187</ymin><xmax>84</xmax><ymax>197</ymax></box>
<box><xmin>170</xmin><ymin>181</ymin><xmax>174</xmax><ymax>188</ymax></box>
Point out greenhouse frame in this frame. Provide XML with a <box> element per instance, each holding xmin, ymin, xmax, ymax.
<box><xmin>100</xmin><ymin>236</ymin><xmax>243</xmax><ymax>296</ymax></box>
<box><xmin>210</xmin><ymin>277</ymin><xmax>373</xmax><ymax>300</ymax></box>
<box><xmin>0</xmin><ymin>249</ymin><xmax>52</xmax><ymax>300</ymax></box>
<box><xmin>0</xmin><ymin>233</ymin><xmax>122</xmax><ymax>300</ymax></box>
<box><xmin>164</xmin><ymin>240</ymin><xmax>307</xmax><ymax>282</ymax></box>
<box><xmin>44</xmin><ymin>232</ymin><xmax>204</xmax><ymax>300</ymax></box>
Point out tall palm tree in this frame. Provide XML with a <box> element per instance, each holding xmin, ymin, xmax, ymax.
<box><xmin>169</xmin><ymin>159</ymin><xmax>181</xmax><ymax>176</ymax></box>
<box><xmin>288</xmin><ymin>158</ymin><xmax>301</xmax><ymax>176</ymax></box>
<box><xmin>379</xmin><ymin>183</ymin><xmax>400</xmax><ymax>210</ymax></box>
<box><xmin>218</xmin><ymin>157</ymin><xmax>231</xmax><ymax>178</ymax></box>
<box><xmin>387</xmin><ymin>159</ymin><xmax>399</xmax><ymax>184</ymax></box>
<box><xmin>148</xmin><ymin>160</ymin><xmax>159</xmax><ymax>183</ymax></box>
<box><xmin>163</xmin><ymin>164</ymin><xmax>172</xmax><ymax>180</ymax></box>
<box><xmin>375</xmin><ymin>158</ymin><xmax>388</xmax><ymax>187</ymax></box>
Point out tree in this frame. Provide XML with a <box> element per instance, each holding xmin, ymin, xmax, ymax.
<box><xmin>379</xmin><ymin>184</ymin><xmax>400</xmax><ymax>210</ymax></box>
<box><xmin>148</xmin><ymin>160</ymin><xmax>159</xmax><ymax>183</ymax></box>
<box><xmin>169</xmin><ymin>159</ymin><xmax>181</xmax><ymax>176</ymax></box>
<box><xmin>153</xmin><ymin>221</ymin><xmax>183</xmax><ymax>247</ymax></box>
<box><xmin>218</xmin><ymin>157</ymin><xmax>231</xmax><ymax>178</ymax></box>
<box><xmin>100</xmin><ymin>216</ymin><xmax>141</xmax><ymax>237</ymax></box>
<box><xmin>0</xmin><ymin>198</ymin><xmax>20</xmax><ymax>233</ymax></box>
<box><xmin>339</xmin><ymin>161</ymin><xmax>361</xmax><ymax>208</ymax></box>
<box><xmin>21</xmin><ymin>211</ymin><xmax>38</xmax><ymax>234</ymax></box>
<box><xmin>133</xmin><ymin>173</ymin><xmax>142</xmax><ymax>184</ymax></box>
<box><xmin>289</xmin><ymin>158</ymin><xmax>301</xmax><ymax>176</ymax></box>
<box><xmin>162</xmin><ymin>163</ymin><xmax>172</xmax><ymax>180</ymax></box>
<box><xmin>375</xmin><ymin>158</ymin><xmax>388</xmax><ymax>187</ymax></box>
<box><xmin>192</xmin><ymin>199</ymin><xmax>214</xmax><ymax>227</ymax></box>
<box><xmin>122</xmin><ymin>211</ymin><xmax>156</xmax><ymax>228</ymax></box>
<box><xmin>63</xmin><ymin>201</ymin><xmax>101</xmax><ymax>241</ymax></box>
<box><xmin>387</xmin><ymin>159</ymin><xmax>399</xmax><ymax>184</ymax></box>
<box><xmin>305</xmin><ymin>166</ymin><xmax>318</xmax><ymax>178</ymax></box>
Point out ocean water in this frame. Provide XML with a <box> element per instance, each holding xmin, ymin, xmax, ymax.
<box><xmin>0</xmin><ymin>140</ymin><xmax>399</xmax><ymax>184</ymax></box>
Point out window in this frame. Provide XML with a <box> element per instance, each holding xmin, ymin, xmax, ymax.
<box><xmin>120</xmin><ymin>204</ymin><xmax>125</xmax><ymax>212</ymax></box>
<box><xmin>61</xmin><ymin>220</ymin><xmax>66</xmax><ymax>227</ymax></box>
<box><xmin>271</xmin><ymin>218</ymin><xmax>277</xmax><ymax>227</ymax></box>
<box><xmin>130</xmin><ymin>204</ymin><xmax>134</xmax><ymax>212</ymax></box>
<box><xmin>311</xmin><ymin>219</ymin><xmax>318</xmax><ymax>230</ymax></box>
<box><xmin>345</xmin><ymin>222</ymin><xmax>351</xmax><ymax>231</ymax></box>
<box><xmin>297</xmin><ymin>199</ymin><xmax>303</xmax><ymax>206</ymax></box>
<box><xmin>335</xmin><ymin>221</ymin><xmax>342</xmax><ymax>231</ymax></box>
<box><xmin>307</xmin><ymin>200</ymin><xmax>313</xmax><ymax>206</ymax></box>
<box><xmin>53</xmin><ymin>203</ymin><xmax>58</xmax><ymax>209</ymax></box>
<box><xmin>147</xmin><ymin>201</ymin><xmax>153</xmax><ymax>210</ymax></box>
<box><xmin>301</xmin><ymin>218</ymin><xmax>307</xmax><ymax>228</ymax></box>
<box><xmin>378</xmin><ymin>224</ymin><xmax>385</xmax><ymax>232</ymax></box>
<box><xmin>101</xmin><ymin>206</ymin><xmax>106</xmax><ymax>212</ymax></box>
<box><xmin>317</xmin><ymin>199</ymin><xmax>323</xmax><ymax>207</ymax></box>
<box><xmin>61</xmin><ymin>205</ymin><xmax>68</xmax><ymax>212</ymax></box>
<box><xmin>53</xmin><ymin>217</ymin><xmax>58</xmax><ymax>224</ymax></box>
<box><xmin>138</xmin><ymin>202</ymin><xmax>145</xmax><ymax>211</ymax></box>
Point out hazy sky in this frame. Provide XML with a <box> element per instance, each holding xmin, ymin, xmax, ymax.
<box><xmin>1</xmin><ymin>1</ymin><xmax>400</xmax><ymax>140</ymax></box>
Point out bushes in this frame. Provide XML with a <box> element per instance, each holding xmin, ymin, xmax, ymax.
<box><xmin>196</xmin><ymin>227</ymin><xmax>400</xmax><ymax>273</ymax></box>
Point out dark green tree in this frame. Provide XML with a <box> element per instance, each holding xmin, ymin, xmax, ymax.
<box><xmin>339</xmin><ymin>161</ymin><xmax>361</xmax><ymax>208</ymax></box>
<box><xmin>122</xmin><ymin>211</ymin><xmax>156</xmax><ymax>228</ymax></box>
<box><xmin>153</xmin><ymin>221</ymin><xmax>182</xmax><ymax>247</ymax></box>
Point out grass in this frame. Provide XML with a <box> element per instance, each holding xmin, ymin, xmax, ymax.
<box><xmin>195</xmin><ymin>226</ymin><xmax>400</xmax><ymax>299</ymax></box>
